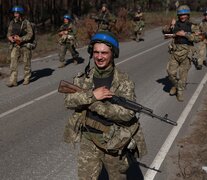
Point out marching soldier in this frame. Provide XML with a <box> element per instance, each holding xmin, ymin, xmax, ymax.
<box><xmin>92</xmin><ymin>3</ymin><xmax>116</xmax><ymax>32</ymax></box>
<box><xmin>58</xmin><ymin>14</ymin><xmax>79</xmax><ymax>68</ymax></box>
<box><xmin>163</xmin><ymin>5</ymin><xmax>201</xmax><ymax>101</ymax></box>
<box><xmin>7</xmin><ymin>5</ymin><xmax>34</xmax><ymax>87</ymax></box>
<box><xmin>132</xmin><ymin>7</ymin><xmax>145</xmax><ymax>42</ymax></box>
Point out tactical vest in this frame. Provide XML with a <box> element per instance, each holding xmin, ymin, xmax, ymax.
<box><xmin>11</xmin><ymin>20</ymin><xmax>27</xmax><ymax>37</ymax></box>
<box><xmin>86</xmin><ymin>74</ymin><xmax>114</xmax><ymax>132</ymax></box>
<box><xmin>59</xmin><ymin>23</ymin><xmax>73</xmax><ymax>34</ymax></box>
<box><xmin>173</xmin><ymin>20</ymin><xmax>193</xmax><ymax>46</ymax></box>
<box><xmin>11</xmin><ymin>19</ymin><xmax>36</xmax><ymax>45</ymax></box>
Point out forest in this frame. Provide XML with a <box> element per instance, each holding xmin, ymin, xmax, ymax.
<box><xmin>0</xmin><ymin>0</ymin><xmax>206</xmax><ymax>38</ymax></box>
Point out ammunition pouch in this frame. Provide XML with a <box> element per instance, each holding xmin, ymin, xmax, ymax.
<box><xmin>82</xmin><ymin>116</ymin><xmax>139</xmax><ymax>154</ymax></box>
<box><xmin>25</xmin><ymin>40</ymin><xmax>37</xmax><ymax>50</ymax></box>
<box><xmin>84</xmin><ymin>117</ymin><xmax>110</xmax><ymax>133</ymax></box>
<box><xmin>59</xmin><ymin>34</ymin><xmax>75</xmax><ymax>44</ymax></box>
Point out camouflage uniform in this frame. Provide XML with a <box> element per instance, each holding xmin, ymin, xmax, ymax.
<box><xmin>58</xmin><ymin>22</ymin><xmax>79</xmax><ymax>66</ymax></box>
<box><xmin>164</xmin><ymin>5</ymin><xmax>201</xmax><ymax>101</ymax></box>
<box><xmin>7</xmin><ymin>18</ymin><xmax>33</xmax><ymax>86</ymax></box>
<box><xmin>132</xmin><ymin>11</ymin><xmax>145</xmax><ymax>41</ymax></box>
<box><xmin>197</xmin><ymin>18</ymin><xmax>207</xmax><ymax>67</ymax></box>
<box><xmin>64</xmin><ymin>67</ymin><xmax>147</xmax><ymax>179</ymax></box>
<box><xmin>93</xmin><ymin>5</ymin><xmax>116</xmax><ymax>32</ymax></box>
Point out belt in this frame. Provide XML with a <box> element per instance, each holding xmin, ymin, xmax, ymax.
<box><xmin>83</xmin><ymin>117</ymin><xmax>110</xmax><ymax>133</ymax></box>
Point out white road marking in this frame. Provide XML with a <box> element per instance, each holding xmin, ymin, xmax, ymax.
<box><xmin>117</xmin><ymin>41</ymin><xmax>169</xmax><ymax>65</ymax></box>
<box><xmin>32</xmin><ymin>46</ymin><xmax>87</xmax><ymax>62</ymax></box>
<box><xmin>0</xmin><ymin>90</ymin><xmax>57</xmax><ymax>118</ymax></box>
<box><xmin>144</xmin><ymin>72</ymin><xmax>207</xmax><ymax>180</ymax></box>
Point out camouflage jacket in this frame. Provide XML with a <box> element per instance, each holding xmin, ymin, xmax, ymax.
<box><xmin>7</xmin><ymin>18</ymin><xmax>33</xmax><ymax>45</ymax></box>
<box><xmin>199</xmin><ymin>19</ymin><xmax>207</xmax><ymax>41</ymax></box>
<box><xmin>94</xmin><ymin>11</ymin><xmax>116</xmax><ymax>31</ymax></box>
<box><xmin>64</xmin><ymin>67</ymin><xmax>147</xmax><ymax>157</ymax></box>
<box><xmin>164</xmin><ymin>20</ymin><xmax>201</xmax><ymax>59</ymax></box>
<box><xmin>163</xmin><ymin>20</ymin><xmax>201</xmax><ymax>43</ymax></box>
<box><xmin>58</xmin><ymin>23</ymin><xmax>77</xmax><ymax>44</ymax></box>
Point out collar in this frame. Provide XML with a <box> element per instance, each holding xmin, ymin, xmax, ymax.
<box><xmin>94</xmin><ymin>64</ymin><xmax>114</xmax><ymax>78</ymax></box>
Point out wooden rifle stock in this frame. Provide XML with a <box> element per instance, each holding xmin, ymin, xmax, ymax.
<box><xmin>11</xmin><ymin>35</ymin><xmax>21</xmax><ymax>45</ymax></box>
<box><xmin>58</xmin><ymin>80</ymin><xmax>83</xmax><ymax>93</ymax></box>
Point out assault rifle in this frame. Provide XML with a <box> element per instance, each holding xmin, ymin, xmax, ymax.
<box><xmin>10</xmin><ymin>35</ymin><xmax>21</xmax><ymax>45</ymax></box>
<box><xmin>91</xmin><ymin>15</ymin><xmax>109</xmax><ymax>24</ymax></box>
<box><xmin>58</xmin><ymin>80</ymin><xmax>177</xmax><ymax>126</ymax></box>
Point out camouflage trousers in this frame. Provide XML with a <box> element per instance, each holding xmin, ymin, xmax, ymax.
<box><xmin>9</xmin><ymin>46</ymin><xmax>32</xmax><ymax>83</ymax></box>
<box><xmin>59</xmin><ymin>43</ymin><xmax>79</xmax><ymax>63</ymax></box>
<box><xmin>78</xmin><ymin>136</ymin><xmax>127</xmax><ymax>180</ymax></box>
<box><xmin>133</xmin><ymin>21</ymin><xmax>145</xmax><ymax>41</ymax></box>
<box><xmin>198</xmin><ymin>40</ymin><xmax>207</xmax><ymax>65</ymax></box>
<box><xmin>167</xmin><ymin>49</ymin><xmax>191</xmax><ymax>91</ymax></box>
<box><xmin>134</xmin><ymin>29</ymin><xmax>144</xmax><ymax>41</ymax></box>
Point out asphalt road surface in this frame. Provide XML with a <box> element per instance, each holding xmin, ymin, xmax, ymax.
<box><xmin>0</xmin><ymin>27</ymin><xmax>206</xmax><ymax>180</ymax></box>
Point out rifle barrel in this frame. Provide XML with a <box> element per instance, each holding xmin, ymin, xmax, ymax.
<box><xmin>111</xmin><ymin>96</ymin><xmax>177</xmax><ymax>126</ymax></box>
<box><xmin>141</xmin><ymin>110</ymin><xmax>177</xmax><ymax>126</ymax></box>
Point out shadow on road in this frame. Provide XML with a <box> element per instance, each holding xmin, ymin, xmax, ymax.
<box><xmin>98</xmin><ymin>162</ymin><xmax>144</xmax><ymax>180</ymax></box>
<box><xmin>156</xmin><ymin>76</ymin><xmax>172</xmax><ymax>93</ymax></box>
<box><xmin>18</xmin><ymin>68</ymin><xmax>55</xmax><ymax>84</ymax></box>
<box><xmin>65</xmin><ymin>57</ymin><xmax>85</xmax><ymax>66</ymax></box>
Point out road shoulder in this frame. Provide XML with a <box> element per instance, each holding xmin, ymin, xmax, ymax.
<box><xmin>166</xmin><ymin>85</ymin><xmax>207</xmax><ymax>179</ymax></box>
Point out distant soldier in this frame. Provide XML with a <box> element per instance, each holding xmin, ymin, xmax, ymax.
<box><xmin>7</xmin><ymin>5</ymin><xmax>34</xmax><ymax>87</ymax></box>
<box><xmin>163</xmin><ymin>5</ymin><xmax>201</xmax><ymax>101</ymax></box>
<box><xmin>132</xmin><ymin>7</ymin><xmax>145</xmax><ymax>42</ymax></box>
<box><xmin>197</xmin><ymin>9</ymin><xmax>207</xmax><ymax>70</ymax></box>
<box><xmin>58</xmin><ymin>14</ymin><xmax>79</xmax><ymax>68</ymax></box>
<box><xmin>92</xmin><ymin>3</ymin><xmax>116</xmax><ymax>32</ymax></box>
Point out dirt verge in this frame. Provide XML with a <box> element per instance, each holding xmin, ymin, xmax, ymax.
<box><xmin>167</xmin><ymin>86</ymin><xmax>207</xmax><ymax>180</ymax></box>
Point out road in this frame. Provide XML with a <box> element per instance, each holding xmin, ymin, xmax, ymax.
<box><xmin>0</xmin><ymin>27</ymin><xmax>206</xmax><ymax>180</ymax></box>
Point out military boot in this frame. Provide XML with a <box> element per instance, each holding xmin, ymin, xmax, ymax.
<box><xmin>169</xmin><ymin>86</ymin><xmax>177</xmax><ymax>95</ymax></box>
<box><xmin>196</xmin><ymin>64</ymin><xmax>202</xmax><ymax>70</ymax></box>
<box><xmin>176</xmin><ymin>91</ymin><xmax>184</xmax><ymax>102</ymax></box>
<box><xmin>58</xmin><ymin>62</ymin><xmax>66</xmax><ymax>68</ymax></box>
<box><xmin>73</xmin><ymin>59</ymin><xmax>78</xmax><ymax>65</ymax></box>
<box><xmin>6</xmin><ymin>81</ymin><xmax>17</xmax><ymax>87</ymax></box>
<box><xmin>23</xmin><ymin>79</ymin><xmax>30</xmax><ymax>85</ymax></box>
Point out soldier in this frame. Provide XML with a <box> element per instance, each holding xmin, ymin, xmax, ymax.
<box><xmin>63</xmin><ymin>31</ymin><xmax>147</xmax><ymax>179</ymax></box>
<box><xmin>197</xmin><ymin>9</ymin><xmax>207</xmax><ymax>70</ymax></box>
<box><xmin>164</xmin><ymin>5</ymin><xmax>201</xmax><ymax>102</ymax></box>
<box><xmin>58</xmin><ymin>14</ymin><xmax>79</xmax><ymax>68</ymax></box>
<box><xmin>92</xmin><ymin>3</ymin><xmax>116</xmax><ymax>32</ymax></box>
<box><xmin>132</xmin><ymin>7</ymin><xmax>145</xmax><ymax>42</ymax></box>
<box><xmin>7</xmin><ymin>5</ymin><xmax>34</xmax><ymax>87</ymax></box>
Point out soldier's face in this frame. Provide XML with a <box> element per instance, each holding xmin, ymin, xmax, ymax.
<box><xmin>102</xmin><ymin>6</ymin><xmax>106</xmax><ymax>12</ymax></box>
<box><xmin>14</xmin><ymin>12</ymin><xmax>20</xmax><ymax>19</ymax></box>
<box><xmin>178</xmin><ymin>14</ymin><xmax>189</xmax><ymax>22</ymax></box>
<box><xmin>93</xmin><ymin>43</ymin><xmax>113</xmax><ymax>69</ymax></box>
<box><xmin>64</xmin><ymin>18</ymin><xmax>69</xmax><ymax>24</ymax></box>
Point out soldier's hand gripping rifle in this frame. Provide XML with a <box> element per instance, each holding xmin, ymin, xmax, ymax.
<box><xmin>58</xmin><ymin>80</ymin><xmax>177</xmax><ymax>126</ymax></box>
